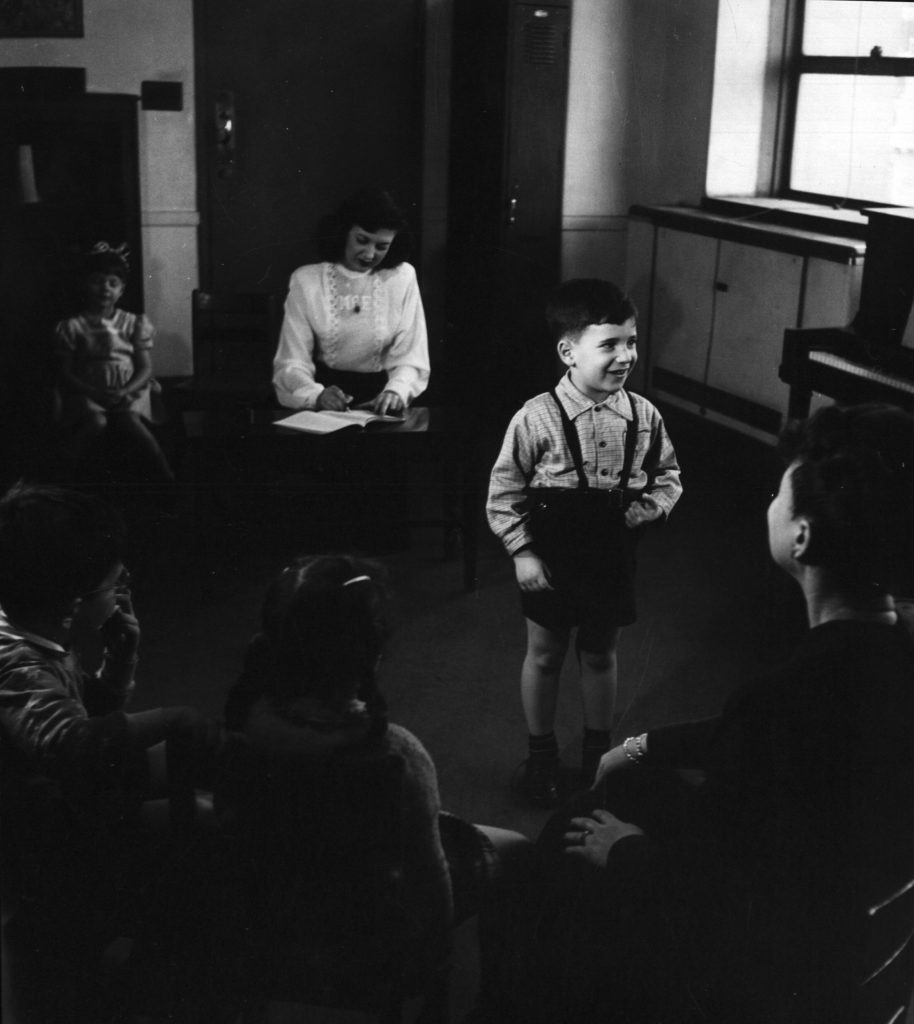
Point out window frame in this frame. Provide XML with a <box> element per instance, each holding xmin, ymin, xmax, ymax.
<box><xmin>772</xmin><ymin>0</ymin><xmax>914</xmax><ymax>209</ymax></box>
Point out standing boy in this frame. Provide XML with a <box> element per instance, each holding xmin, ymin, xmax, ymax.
<box><xmin>487</xmin><ymin>279</ymin><xmax>682</xmax><ymax>807</ymax></box>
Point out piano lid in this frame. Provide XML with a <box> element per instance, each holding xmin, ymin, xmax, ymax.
<box><xmin>853</xmin><ymin>208</ymin><xmax>914</xmax><ymax>349</ymax></box>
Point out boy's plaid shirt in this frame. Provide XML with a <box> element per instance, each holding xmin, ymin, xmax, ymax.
<box><xmin>487</xmin><ymin>374</ymin><xmax>682</xmax><ymax>555</ymax></box>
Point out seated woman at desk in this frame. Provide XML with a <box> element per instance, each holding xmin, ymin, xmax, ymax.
<box><xmin>273</xmin><ymin>188</ymin><xmax>430</xmax><ymax>416</ymax></box>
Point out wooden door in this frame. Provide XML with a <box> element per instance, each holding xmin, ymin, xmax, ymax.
<box><xmin>195</xmin><ymin>0</ymin><xmax>424</xmax><ymax>297</ymax></box>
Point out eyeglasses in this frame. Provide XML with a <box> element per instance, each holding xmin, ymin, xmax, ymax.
<box><xmin>83</xmin><ymin>567</ymin><xmax>131</xmax><ymax>598</ymax></box>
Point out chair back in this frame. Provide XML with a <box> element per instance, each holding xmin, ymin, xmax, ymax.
<box><xmin>189</xmin><ymin>290</ymin><xmax>280</xmax><ymax>405</ymax></box>
<box><xmin>857</xmin><ymin>867</ymin><xmax>914</xmax><ymax>1024</ymax></box>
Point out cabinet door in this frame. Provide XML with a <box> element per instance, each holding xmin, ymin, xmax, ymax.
<box><xmin>802</xmin><ymin>256</ymin><xmax>862</xmax><ymax>328</ymax></box>
<box><xmin>650</xmin><ymin>227</ymin><xmax>717</xmax><ymax>388</ymax></box>
<box><xmin>706</xmin><ymin>240</ymin><xmax>802</xmax><ymax>414</ymax></box>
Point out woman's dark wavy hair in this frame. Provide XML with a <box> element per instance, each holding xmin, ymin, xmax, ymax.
<box><xmin>778</xmin><ymin>403</ymin><xmax>914</xmax><ymax>591</ymax></box>
<box><xmin>0</xmin><ymin>482</ymin><xmax>126</xmax><ymax>621</ymax></box>
<box><xmin>314</xmin><ymin>187</ymin><xmax>412</xmax><ymax>268</ymax></box>
<box><xmin>225</xmin><ymin>554</ymin><xmax>391</xmax><ymax>736</ymax></box>
<box><xmin>545</xmin><ymin>278</ymin><xmax>638</xmax><ymax>345</ymax></box>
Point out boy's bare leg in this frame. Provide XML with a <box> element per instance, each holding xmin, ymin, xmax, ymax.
<box><xmin>577</xmin><ymin>624</ymin><xmax>621</xmax><ymax>785</ymax></box>
<box><xmin>519</xmin><ymin>618</ymin><xmax>568</xmax><ymax>807</ymax></box>
<box><xmin>521</xmin><ymin>617</ymin><xmax>569</xmax><ymax>733</ymax></box>
<box><xmin>576</xmin><ymin>625</ymin><xmax>621</xmax><ymax>732</ymax></box>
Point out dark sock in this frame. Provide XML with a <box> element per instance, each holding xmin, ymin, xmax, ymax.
<box><xmin>581</xmin><ymin>728</ymin><xmax>611</xmax><ymax>782</ymax></box>
<box><xmin>528</xmin><ymin>731</ymin><xmax>559</xmax><ymax>766</ymax></box>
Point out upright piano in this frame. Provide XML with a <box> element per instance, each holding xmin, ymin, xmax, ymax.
<box><xmin>780</xmin><ymin>208</ymin><xmax>914</xmax><ymax>418</ymax></box>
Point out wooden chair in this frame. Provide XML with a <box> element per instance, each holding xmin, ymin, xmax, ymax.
<box><xmin>856</xmin><ymin>865</ymin><xmax>914</xmax><ymax>1024</ymax></box>
<box><xmin>174</xmin><ymin>290</ymin><xmax>281</xmax><ymax>412</ymax></box>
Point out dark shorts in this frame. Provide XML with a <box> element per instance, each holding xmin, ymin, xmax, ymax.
<box><xmin>521</xmin><ymin>493</ymin><xmax>642</xmax><ymax>632</ymax></box>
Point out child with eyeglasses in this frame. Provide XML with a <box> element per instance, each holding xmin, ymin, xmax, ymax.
<box><xmin>0</xmin><ymin>481</ymin><xmax>218</xmax><ymax>1020</ymax></box>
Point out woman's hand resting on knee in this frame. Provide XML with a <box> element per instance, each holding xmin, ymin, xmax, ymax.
<box><xmin>563</xmin><ymin>809</ymin><xmax>644</xmax><ymax>867</ymax></box>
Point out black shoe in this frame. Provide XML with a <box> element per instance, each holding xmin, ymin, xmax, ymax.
<box><xmin>520</xmin><ymin>758</ymin><xmax>560</xmax><ymax>809</ymax></box>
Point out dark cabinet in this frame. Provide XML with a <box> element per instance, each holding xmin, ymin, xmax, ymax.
<box><xmin>446</xmin><ymin>0</ymin><xmax>571</xmax><ymax>411</ymax></box>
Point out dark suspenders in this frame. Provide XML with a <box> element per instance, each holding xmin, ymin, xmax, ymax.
<box><xmin>550</xmin><ymin>389</ymin><xmax>639</xmax><ymax>496</ymax></box>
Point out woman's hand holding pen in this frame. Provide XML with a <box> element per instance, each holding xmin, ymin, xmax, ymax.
<box><xmin>317</xmin><ymin>385</ymin><xmax>353</xmax><ymax>411</ymax></box>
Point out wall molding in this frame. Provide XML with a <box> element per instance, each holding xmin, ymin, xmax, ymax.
<box><xmin>561</xmin><ymin>214</ymin><xmax>628</xmax><ymax>233</ymax></box>
<box><xmin>143</xmin><ymin>209</ymin><xmax>200</xmax><ymax>227</ymax></box>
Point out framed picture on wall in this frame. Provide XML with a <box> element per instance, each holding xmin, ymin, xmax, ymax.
<box><xmin>0</xmin><ymin>0</ymin><xmax>84</xmax><ymax>38</ymax></box>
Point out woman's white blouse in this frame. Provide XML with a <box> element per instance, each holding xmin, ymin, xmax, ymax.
<box><xmin>273</xmin><ymin>261</ymin><xmax>430</xmax><ymax>409</ymax></box>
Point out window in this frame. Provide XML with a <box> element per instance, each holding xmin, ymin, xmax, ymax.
<box><xmin>707</xmin><ymin>0</ymin><xmax>914</xmax><ymax>208</ymax></box>
<box><xmin>787</xmin><ymin>1</ymin><xmax>914</xmax><ymax>206</ymax></box>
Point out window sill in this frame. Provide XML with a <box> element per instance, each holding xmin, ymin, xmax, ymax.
<box><xmin>703</xmin><ymin>196</ymin><xmax>870</xmax><ymax>239</ymax></box>
<box><xmin>629</xmin><ymin>202</ymin><xmax>866</xmax><ymax>263</ymax></box>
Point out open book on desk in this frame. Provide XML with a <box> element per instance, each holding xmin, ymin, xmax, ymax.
<box><xmin>274</xmin><ymin>408</ymin><xmax>405</xmax><ymax>434</ymax></box>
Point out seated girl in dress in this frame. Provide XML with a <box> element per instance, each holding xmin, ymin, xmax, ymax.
<box><xmin>55</xmin><ymin>242</ymin><xmax>173</xmax><ymax>484</ymax></box>
<box><xmin>272</xmin><ymin>188</ymin><xmax>430</xmax><ymax>416</ymax></box>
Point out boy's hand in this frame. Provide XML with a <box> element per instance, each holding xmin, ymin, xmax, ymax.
<box><xmin>514</xmin><ymin>550</ymin><xmax>553</xmax><ymax>591</ymax></box>
<box><xmin>625</xmin><ymin>494</ymin><xmax>663</xmax><ymax>528</ymax></box>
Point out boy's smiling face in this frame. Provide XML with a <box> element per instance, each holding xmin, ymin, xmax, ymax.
<box><xmin>558</xmin><ymin>318</ymin><xmax>638</xmax><ymax>402</ymax></box>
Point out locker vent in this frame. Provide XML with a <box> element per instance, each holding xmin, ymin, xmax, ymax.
<box><xmin>523</xmin><ymin>22</ymin><xmax>558</xmax><ymax>65</ymax></box>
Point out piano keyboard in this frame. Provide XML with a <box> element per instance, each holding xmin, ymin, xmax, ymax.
<box><xmin>809</xmin><ymin>351</ymin><xmax>914</xmax><ymax>395</ymax></box>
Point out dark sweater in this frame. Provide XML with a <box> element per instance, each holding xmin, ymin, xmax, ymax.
<box><xmin>528</xmin><ymin>621</ymin><xmax>914</xmax><ymax>1024</ymax></box>
<box><xmin>634</xmin><ymin>620</ymin><xmax>914</xmax><ymax>1020</ymax></box>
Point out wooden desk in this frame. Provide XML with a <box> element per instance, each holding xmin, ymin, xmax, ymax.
<box><xmin>181</xmin><ymin>406</ymin><xmax>481</xmax><ymax>594</ymax></box>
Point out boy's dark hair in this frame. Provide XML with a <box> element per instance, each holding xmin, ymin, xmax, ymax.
<box><xmin>545</xmin><ymin>278</ymin><xmax>637</xmax><ymax>344</ymax></box>
<box><xmin>778</xmin><ymin>403</ymin><xmax>914</xmax><ymax>591</ymax></box>
<box><xmin>225</xmin><ymin>554</ymin><xmax>391</xmax><ymax>735</ymax></box>
<box><xmin>0</xmin><ymin>482</ymin><xmax>127</xmax><ymax>622</ymax></box>
<box><xmin>314</xmin><ymin>187</ymin><xmax>412</xmax><ymax>268</ymax></box>
<box><xmin>83</xmin><ymin>242</ymin><xmax>130</xmax><ymax>283</ymax></box>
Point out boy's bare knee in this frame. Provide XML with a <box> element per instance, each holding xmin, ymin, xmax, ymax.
<box><xmin>529</xmin><ymin>647</ymin><xmax>565</xmax><ymax>673</ymax></box>
<box><xmin>578</xmin><ymin>649</ymin><xmax>613</xmax><ymax>673</ymax></box>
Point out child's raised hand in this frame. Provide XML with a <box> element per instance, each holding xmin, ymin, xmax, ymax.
<box><xmin>625</xmin><ymin>494</ymin><xmax>663</xmax><ymax>529</ymax></box>
<box><xmin>514</xmin><ymin>550</ymin><xmax>553</xmax><ymax>592</ymax></box>
<box><xmin>100</xmin><ymin>586</ymin><xmax>140</xmax><ymax>665</ymax></box>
